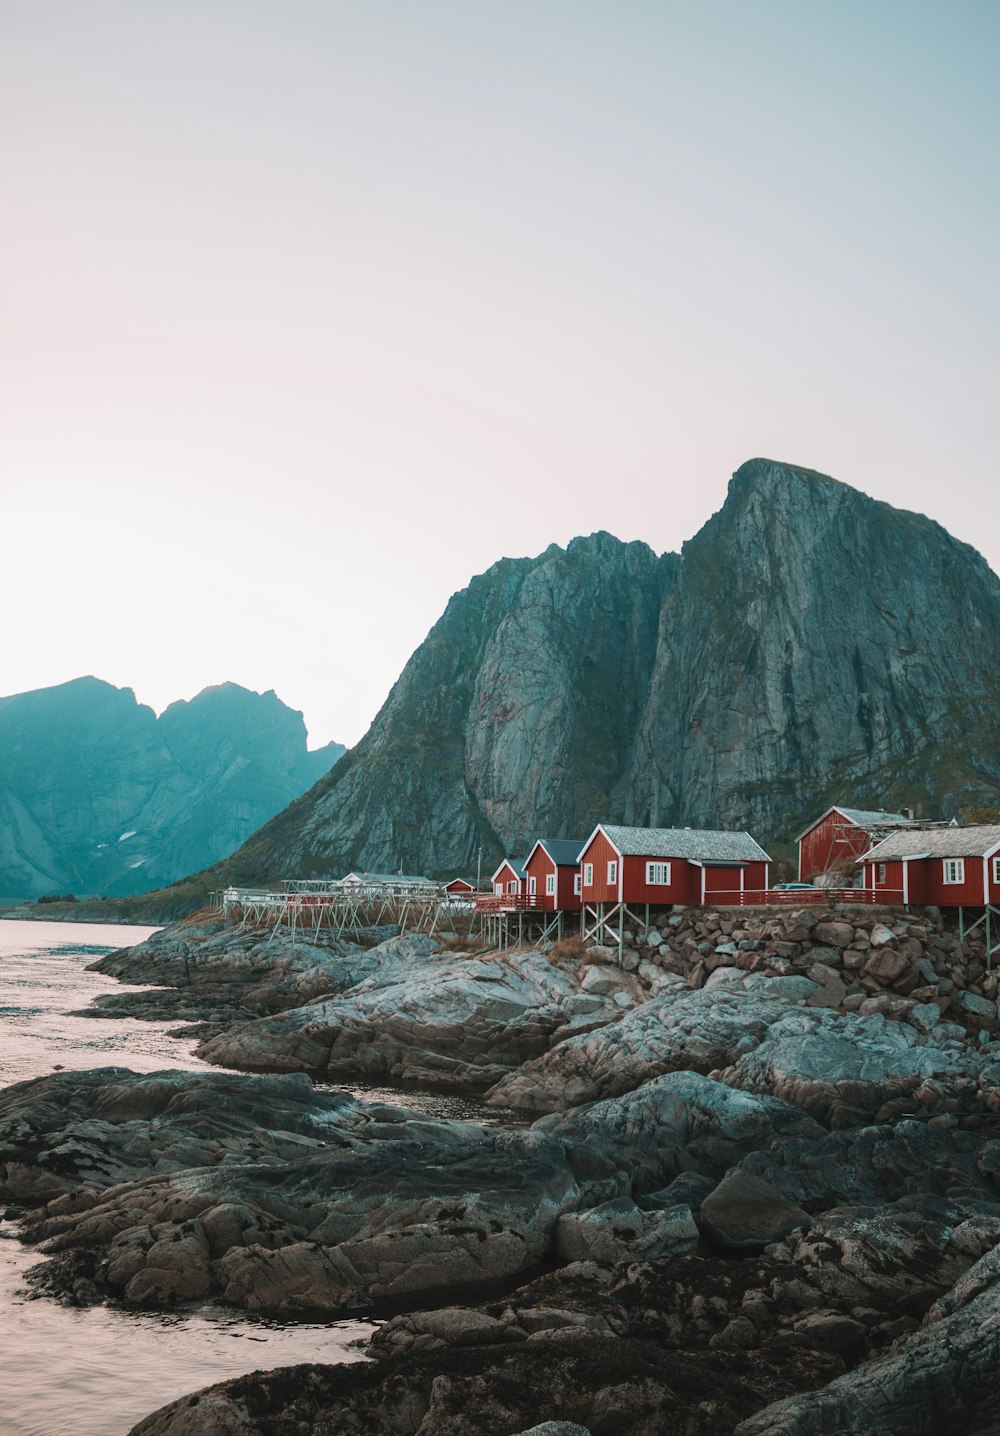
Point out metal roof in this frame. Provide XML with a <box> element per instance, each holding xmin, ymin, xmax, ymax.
<box><xmin>794</xmin><ymin>804</ymin><xmax>915</xmax><ymax>841</ymax></box>
<box><xmin>836</xmin><ymin>807</ymin><xmax>915</xmax><ymax>828</ymax></box>
<box><xmin>532</xmin><ymin>838</ymin><xmax>586</xmax><ymax>867</ymax></box>
<box><xmin>595</xmin><ymin>824</ymin><xmax>770</xmax><ymax>863</ymax></box>
<box><xmin>863</xmin><ymin>825</ymin><xmax>1000</xmax><ymax>861</ymax></box>
<box><xmin>491</xmin><ymin>857</ymin><xmax>527</xmax><ymax>881</ymax></box>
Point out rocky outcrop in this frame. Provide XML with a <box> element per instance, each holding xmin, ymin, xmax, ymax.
<box><xmin>211</xmin><ymin>459</ymin><xmax>1000</xmax><ymax>884</ymax></box>
<box><xmin>83</xmin><ymin>913</ymin><xmax>377</xmax><ymax>1033</ymax></box>
<box><xmin>17</xmin><ymin>906</ymin><xmax>1000</xmax><ymax>1436</ymax></box>
<box><xmin>0</xmin><ymin>677</ymin><xmax>344</xmax><ymax>900</ymax></box>
<box><xmin>195</xmin><ymin>945</ymin><xmax>634</xmax><ymax>1088</ymax></box>
<box><xmin>487</xmin><ymin>903</ymin><xmax>998</xmax><ymax>1113</ymax></box>
<box><xmin>0</xmin><ymin>1068</ymin><xmax>607</xmax><ymax>1315</ymax></box>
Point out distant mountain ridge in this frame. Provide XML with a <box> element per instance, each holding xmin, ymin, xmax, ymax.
<box><xmin>0</xmin><ymin>678</ymin><xmax>344</xmax><ymax>899</ymax></box>
<box><xmin>215</xmin><ymin>458</ymin><xmax>1000</xmax><ymax>886</ymax></box>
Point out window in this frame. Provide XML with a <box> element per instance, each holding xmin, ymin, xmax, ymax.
<box><xmin>529</xmin><ymin>876</ymin><xmax>536</xmax><ymax>896</ymax></box>
<box><xmin>574</xmin><ymin>873</ymin><xmax>582</xmax><ymax>895</ymax></box>
<box><xmin>876</xmin><ymin>864</ymin><xmax>886</xmax><ymax>884</ymax></box>
<box><xmin>646</xmin><ymin>861</ymin><xmax>671</xmax><ymax>885</ymax></box>
<box><xmin>545</xmin><ymin>872</ymin><xmax>556</xmax><ymax>895</ymax></box>
<box><xmin>994</xmin><ymin>857</ymin><xmax>1000</xmax><ymax>886</ymax></box>
<box><xmin>583</xmin><ymin>863</ymin><xmax>594</xmax><ymax>887</ymax></box>
<box><xmin>943</xmin><ymin>858</ymin><xmax>965</xmax><ymax>885</ymax></box>
<box><xmin>507</xmin><ymin>879</ymin><xmax>517</xmax><ymax>894</ymax></box>
<box><xmin>607</xmin><ymin>859</ymin><xmax>618</xmax><ymax>884</ymax></box>
<box><xmin>494</xmin><ymin>881</ymin><xmax>503</xmax><ymax>895</ymax></box>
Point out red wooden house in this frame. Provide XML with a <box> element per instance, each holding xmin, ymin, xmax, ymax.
<box><xmin>796</xmin><ymin>806</ymin><xmax>914</xmax><ymax>882</ymax></box>
<box><xmin>444</xmin><ymin>878</ymin><xmax>477</xmax><ymax>896</ymax></box>
<box><xmin>578</xmin><ymin>824</ymin><xmax>770</xmax><ymax>907</ymax></box>
<box><xmin>523</xmin><ymin>838</ymin><xmax>584</xmax><ymax>911</ymax></box>
<box><xmin>491</xmin><ymin>857</ymin><xmax>526</xmax><ymax>897</ymax></box>
<box><xmin>860</xmin><ymin>824</ymin><xmax>1000</xmax><ymax>908</ymax></box>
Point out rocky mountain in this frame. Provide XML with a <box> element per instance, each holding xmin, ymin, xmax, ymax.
<box><xmin>221</xmin><ymin>459</ymin><xmax>1000</xmax><ymax>884</ymax></box>
<box><xmin>0</xmin><ymin>678</ymin><xmax>344</xmax><ymax>899</ymax></box>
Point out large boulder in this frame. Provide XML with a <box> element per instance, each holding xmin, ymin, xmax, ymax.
<box><xmin>717</xmin><ymin>1007</ymin><xmax>980</xmax><ymax>1124</ymax></box>
<box><xmin>487</xmin><ymin>977</ymin><xmax>821</xmax><ymax>1114</ymax></box>
<box><xmin>700</xmin><ymin>1171</ymin><xmax>811</xmax><ymax>1252</ymax></box>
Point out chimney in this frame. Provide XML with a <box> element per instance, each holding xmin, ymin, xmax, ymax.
<box><xmin>905</xmin><ymin>807</ymin><xmax>915</xmax><ymax>821</ymax></box>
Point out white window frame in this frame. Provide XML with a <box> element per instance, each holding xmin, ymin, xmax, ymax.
<box><xmin>545</xmin><ymin>872</ymin><xmax>556</xmax><ymax>896</ymax></box>
<box><xmin>645</xmin><ymin>861</ymin><xmax>671</xmax><ymax>885</ymax></box>
<box><xmin>876</xmin><ymin>863</ymin><xmax>887</xmax><ymax>884</ymax></box>
<box><xmin>993</xmin><ymin>856</ymin><xmax>1000</xmax><ymax>885</ymax></box>
<box><xmin>607</xmin><ymin>859</ymin><xmax>618</xmax><ymax>884</ymax></box>
<box><xmin>528</xmin><ymin>875</ymin><xmax>536</xmax><ymax>896</ymax></box>
<box><xmin>943</xmin><ymin>858</ymin><xmax>965</xmax><ymax>885</ymax></box>
<box><xmin>494</xmin><ymin>881</ymin><xmax>503</xmax><ymax>895</ymax></box>
<box><xmin>507</xmin><ymin>879</ymin><xmax>517</xmax><ymax>894</ymax></box>
<box><xmin>573</xmin><ymin>872</ymin><xmax>582</xmax><ymax>895</ymax></box>
<box><xmin>583</xmin><ymin>862</ymin><xmax>594</xmax><ymax>887</ymax></box>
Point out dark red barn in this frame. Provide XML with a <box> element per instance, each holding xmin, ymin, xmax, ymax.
<box><xmin>443</xmin><ymin>878</ymin><xmax>477</xmax><ymax>896</ymax></box>
<box><xmin>523</xmin><ymin>838</ymin><xmax>584</xmax><ymax>911</ymax></box>
<box><xmin>796</xmin><ymin>805</ymin><xmax>914</xmax><ymax>883</ymax></box>
<box><xmin>578</xmin><ymin>824</ymin><xmax>770</xmax><ymax>907</ymax></box>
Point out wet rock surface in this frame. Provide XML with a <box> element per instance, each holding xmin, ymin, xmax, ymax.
<box><xmin>9</xmin><ymin>906</ymin><xmax>1000</xmax><ymax>1434</ymax></box>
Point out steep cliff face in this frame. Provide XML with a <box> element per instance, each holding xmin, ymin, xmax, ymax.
<box><xmin>223</xmin><ymin>460</ymin><xmax>1000</xmax><ymax>883</ymax></box>
<box><xmin>233</xmin><ymin>537</ymin><xmax>672</xmax><ymax>879</ymax></box>
<box><xmin>621</xmin><ymin>460</ymin><xmax>1000</xmax><ymax>831</ymax></box>
<box><xmin>0</xmin><ymin>678</ymin><xmax>344</xmax><ymax>899</ymax></box>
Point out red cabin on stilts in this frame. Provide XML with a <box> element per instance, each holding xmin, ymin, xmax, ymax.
<box><xmin>523</xmin><ymin>838</ymin><xmax>584</xmax><ymax>911</ymax></box>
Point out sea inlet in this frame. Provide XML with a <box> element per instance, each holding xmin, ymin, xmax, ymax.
<box><xmin>0</xmin><ymin>919</ymin><xmax>376</xmax><ymax>1436</ymax></box>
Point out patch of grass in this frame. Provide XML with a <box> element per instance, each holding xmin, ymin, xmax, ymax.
<box><xmin>548</xmin><ymin>936</ymin><xmax>588</xmax><ymax>962</ymax></box>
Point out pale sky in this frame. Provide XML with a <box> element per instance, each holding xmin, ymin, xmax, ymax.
<box><xmin>2</xmin><ymin>0</ymin><xmax>997</xmax><ymax>747</ymax></box>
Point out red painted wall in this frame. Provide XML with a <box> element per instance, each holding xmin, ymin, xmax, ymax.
<box><xmin>864</xmin><ymin>858</ymin><xmax>906</xmax><ymax>901</ymax></box>
<box><xmin>621</xmin><ymin>853</ymin><xmax>697</xmax><ymax>904</ymax></box>
<box><xmin>580</xmin><ymin>830</ymin><xmax>622</xmax><ymax>903</ymax></box>
<box><xmin>524</xmin><ymin>849</ymin><xmax>556</xmax><ymax>910</ymax></box>
<box><xmin>557</xmin><ymin>861</ymin><xmax>583</xmax><ymax>912</ymax></box>
<box><xmin>799</xmin><ymin>810</ymin><xmax>873</xmax><ymax>881</ymax></box>
<box><xmin>493</xmin><ymin>861</ymin><xmax>521</xmax><ymax>896</ymax></box>
<box><xmin>919</xmin><ymin>856</ymin><xmax>986</xmax><ymax>906</ymax></box>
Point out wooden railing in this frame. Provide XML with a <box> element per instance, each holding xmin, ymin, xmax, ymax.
<box><xmin>475</xmin><ymin>893</ymin><xmax>544</xmax><ymax>913</ymax></box>
<box><xmin>473</xmin><ymin>886</ymin><xmax>906</xmax><ymax>915</ymax></box>
<box><xmin>707</xmin><ymin>887</ymin><xmax>905</xmax><ymax>907</ymax></box>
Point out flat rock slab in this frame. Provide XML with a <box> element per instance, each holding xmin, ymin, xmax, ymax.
<box><xmin>196</xmin><ymin>950</ymin><xmax>621</xmax><ymax>1090</ymax></box>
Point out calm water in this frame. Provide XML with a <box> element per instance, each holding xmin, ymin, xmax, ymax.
<box><xmin>0</xmin><ymin>920</ymin><xmax>374</xmax><ymax>1436</ymax></box>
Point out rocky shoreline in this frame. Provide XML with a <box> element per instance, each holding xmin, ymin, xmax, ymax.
<box><xmin>3</xmin><ymin>905</ymin><xmax>1000</xmax><ymax>1433</ymax></box>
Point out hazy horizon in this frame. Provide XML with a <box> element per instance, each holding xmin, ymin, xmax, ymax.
<box><xmin>3</xmin><ymin>1</ymin><xmax>997</xmax><ymax>746</ymax></box>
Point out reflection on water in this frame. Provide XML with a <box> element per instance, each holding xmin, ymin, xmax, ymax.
<box><xmin>0</xmin><ymin>1222</ymin><xmax>372</xmax><ymax>1436</ymax></box>
<box><xmin>0</xmin><ymin>920</ymin><xmax>373</xmax><ymax>1435</ymax></box>
<box><xmin>0</xmin><ymin>919</ymin><xmax>211</xmax><ymax>1087</ymax></box>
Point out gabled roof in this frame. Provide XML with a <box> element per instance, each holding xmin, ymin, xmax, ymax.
<box><xmin>863</xmin><ymin>825</ymin><xmax>1000</xmax><ymax>862</ymax></box>
<box><xmin>526</xmin><ymin>837</ymin><xmax>585</xmax><ymax>868</ymax></box>
<box><xmin>339</xmin><ymin>871</ymin><xmax>433</xmax><ymax>886</ymax></box>
<box><xmin>794</xmin><ymin>805</ymin><xmax>915</xmax><ymax>842</ymax></box>
<box><xmin>584</xmin><ymin>824</ymin><xmax>770</xmax><ymax>864</ymax></box>
<box><xmin>491</xmin><ymin>857</ymin><xmax>526</xmax><ymax>882</ymax></box>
